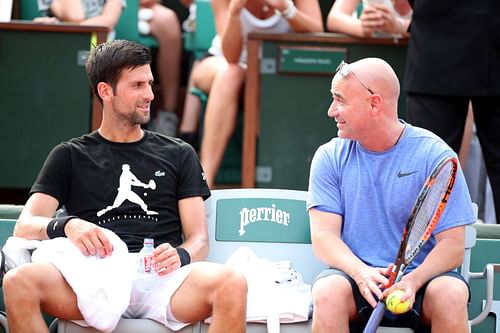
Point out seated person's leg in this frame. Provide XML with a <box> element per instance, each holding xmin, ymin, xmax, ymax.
<box><xmin>311</xmin><ymin>269</ymin><xmax>358</xmax><ymax>333</ymax></box>
<box><xmin>191</xmin><ymin>56</ymin><xmax>228</xmax><ymax>95</ymax></box>
<box><xmin>178</xmin><ymin>56</ymin><xmax>227</xmax><ymax>151</ymax></box>
<box><xmin>178</xmin><ymin>87</ymin><xmax>202</xmax><ymax>150</ymax></box>
<box><xmin>199</xmin><ymin>63</ymin><xmax>246</xmax><ymax>188</ymax></box>
<box><xmin>168</xmin><ymin>262</ymin><xmax>247</xmax><ymax>331</ymax></box>
<box><xmin>47</xmin><ymin>0</ymin><xmax>85</xmax><ymax>22</ymax></box>
<box><xmin>420</xmin><ymin>273</ymin><xmax>469</xmax><ymax>332</ymax></box>
<box><xmin>149</xmin><ymin>4</ymin><xmax>181</xmax><ymax>137</ymax></box>
<box><xmin>4</xmin><ymin>262</ymin><xmax>83</xmax><ymax>333</ymax></box>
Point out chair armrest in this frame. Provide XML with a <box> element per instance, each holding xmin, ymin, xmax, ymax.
<box><xmin>469</xmin><ymin>263</ymin><xmax>500</xmax><ymax>326</ymax></box>
<box><xmin>0</xmin><ymin>312</ymin><xmax>8</xmax><ymax>333</ymax></box>
<box><xmin>473</xmin><ymin>224</ymin><xmax>500</xmax><ymax>239</ymax></box>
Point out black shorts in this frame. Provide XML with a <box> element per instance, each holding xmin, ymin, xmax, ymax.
<box><xmin>314</xmin><ymin>268</ymin><xmax>470</xmax><ymax>332</ymax></box>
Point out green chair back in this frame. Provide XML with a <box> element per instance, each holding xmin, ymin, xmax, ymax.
<box><xmin>0</xmin><ymin>219</ymin><xmax>16</xmax><ymax>316</ymax></box>
<box><xmin>204</xmin><ymin>188</ymin><xmax>324</xmax><ymax>283</ymax></box>
<box><xmin>115</xmin><ymin>0</ymin><xmax>158</xmax><ymax>48</ymax></box>
<box><xmin>0</xmin><ymin>205</ymin><xmax>23</xmax><ymax>220</ymax></box>
<box><xmin>19</xmin><ymin>0</ymin><xmax>43</xmax><ymax>19</ymax></box>
<box><xmin>0</xmin><ymin>219</ymin><xmax>16</xmax><ymax>249</ymax></box>
<box><xmin>183</xmin><ymin>0</ymin><xmax>216</xmax><ymax>59</ymax></box>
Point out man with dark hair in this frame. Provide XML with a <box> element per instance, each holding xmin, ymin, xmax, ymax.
<box><xmin>3</xmin><ymin>39</ymin><xmax>247</xmax><ymax>333</ymax></box>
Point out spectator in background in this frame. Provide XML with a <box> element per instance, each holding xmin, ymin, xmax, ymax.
<box><xmin>179</xmin><ymin>0</ymin><xmax>323</xmax><ymax>188</ymax></box>
<box><xmin>34</xmin><ymin>0</ymin><xmax>123</xmax><ymax>33</ymax></box>
<box><xmin>327</xmin><ymin>0</ymin><xmax>411</xmax><ymax>39</ymax></box>
<box><xmin>404</xmin><ymin>0</ymin><xmax>500</xmax><ymax>223</ymax></box>
<box><xmin>142</xmin><ymin>0</ymin><xmax>184</xmax><ymax>137</ymax></box>
<box><xmin>139</xmin><ymin>0</ymin><xmax>192</xmax><ymax>136</ymax></box>
<box><xmin>34</xmin><ymin>0</ymin><xmax>183</xmax><ymax>138</ymax></box>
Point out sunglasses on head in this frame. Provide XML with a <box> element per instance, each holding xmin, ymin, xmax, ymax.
<box><xmin>336</xmin><ymin>61</ymin><xmax>374</xmax><ymax>95</ymax></box>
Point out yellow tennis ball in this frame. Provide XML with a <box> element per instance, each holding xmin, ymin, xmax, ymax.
<box><xmin>385</xmin><ymin>290</ymin><xmax>411</xmax><ymax>314</ymax></box>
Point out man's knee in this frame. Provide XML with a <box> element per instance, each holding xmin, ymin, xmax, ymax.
<box><xmin>312</xmin><ymin>275</ymin><xmax>354</xmax><ymax>314</ymax></box>
<box><xmin>426</xmin><ymin>276</ymin><xmax>468</xmax><ymax>306</ymax></box>
<box><xmin>214</xmin><ymin>265</ymin><xmax>248</xmax><ymax>299</ymax></box>
<box><xmin>4</xmin><ymin>266</ymin><xmax>39</xmax><ymax>298</ymax></box>
<box><xmin>424</xmin><ymin>276</ymin><xmax>469</xmax><ymax>319</ymax></box>
<box><xmin>190</xmin><ymin>263</ymin><xmax>247</xmax><ymax>301</ymax></box>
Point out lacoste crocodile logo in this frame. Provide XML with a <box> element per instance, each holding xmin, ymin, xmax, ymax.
<box><xmin>397</xmin><ymin>171</ymin><xmax>417</xmax><ymax>178</ymax></box>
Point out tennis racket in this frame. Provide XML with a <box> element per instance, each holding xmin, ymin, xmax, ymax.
<box><xmin>362</xmin><ymin>155</ymin><xmax>458</xmax><ymax>333</ymax></box>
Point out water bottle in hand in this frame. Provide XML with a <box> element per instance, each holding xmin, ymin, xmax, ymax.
<box><xmin>137</xmin><ymin>238</ymin><xmax>157</xmax><ymax>292</ymax></box>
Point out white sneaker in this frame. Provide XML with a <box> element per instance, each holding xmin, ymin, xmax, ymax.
<box><xmin>154</xmin><ymin>111</ymin><xmax>179</xmax><ymax>137</ymax></box>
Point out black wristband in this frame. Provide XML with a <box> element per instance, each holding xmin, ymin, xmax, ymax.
<box><xmin>176</xmin><ymin>247</ymin><xmax>191</xmax><ymax>266</ymax></box>
<box><xmin>46</xmin><ymin>215</ymin><xmax>77</xmax><ymax>239</ymax></box>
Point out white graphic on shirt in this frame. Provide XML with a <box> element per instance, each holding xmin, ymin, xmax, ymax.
<box><xmin>97</xmin><ymin>164</ymin><xmax>159</xmax><ymax>217</ymax></box>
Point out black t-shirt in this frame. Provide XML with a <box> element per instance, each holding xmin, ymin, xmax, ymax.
<box><xmin>31</xmin><ymin>130</ymin><xmax>211</xmax><ymax>252</ymax></box>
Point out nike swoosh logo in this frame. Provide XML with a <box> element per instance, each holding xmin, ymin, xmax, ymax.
<box><xmin>398</xmin><ymin>171</ymin><xmax>417</xmax><ymax>178</ymax></box>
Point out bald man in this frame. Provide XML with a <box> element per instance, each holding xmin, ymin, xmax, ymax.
<box><xmin>307</xmin><ymin>58</ymin><xmax>476</xmax><ymax>333</ymax></box>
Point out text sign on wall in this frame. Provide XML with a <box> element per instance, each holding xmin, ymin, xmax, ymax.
<box><xmin>279</xmin><ymin>46</ymin><xmax>347</xmax><ymax>75</ymax></box>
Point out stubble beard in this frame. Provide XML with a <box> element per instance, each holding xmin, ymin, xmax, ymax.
<box><xmin>130</xmin><ymin>109</ymin><xmax>150</xmax><ymax>126</ymax></box>
<box><xmin>112</xmin><ymin>99</ymin><xmax>151</xmax><ymax>126</ymax></box>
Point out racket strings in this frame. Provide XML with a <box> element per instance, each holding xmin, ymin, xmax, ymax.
<box><xmin>405</xmin><ymin>162</ymin><xmax>454</xmax><ymax>260</ymax></box>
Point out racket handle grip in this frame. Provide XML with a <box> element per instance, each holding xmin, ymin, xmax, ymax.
<box><xmin>362</xmin><ymin>301</ymin><xmax>386</xmax><ymax>333</ymax></box>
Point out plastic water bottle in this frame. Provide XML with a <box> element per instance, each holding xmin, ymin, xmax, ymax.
<box><xmin>137</xmin><ymin>238</ymin><xmax>157</xmax><ymax>293</ymax></box>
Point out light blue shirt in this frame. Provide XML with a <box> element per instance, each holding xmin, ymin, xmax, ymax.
<box><xmin>307</xmin><ymin>122</ymin><xmax>475</xmax><ymax>271</ymax></box>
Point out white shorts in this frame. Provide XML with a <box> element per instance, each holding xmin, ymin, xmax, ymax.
<box><xmin>70</xmin><ymin>258</ymin><xmax>197</xmax><ymax>331</ymax></box>
<box><xmin>123</xmin><ymin>263</ymin><xmax>196</xmax><ymax>330</ymax></box>
<box><xmin>30</xmin><ymin>232</ymin><xmax>197</xmax><ymax>331</ymax></box>
<box><xmin>51</xmin><ymin>243</ymin><xmax>197</xmax><ymax>331</ymax></box>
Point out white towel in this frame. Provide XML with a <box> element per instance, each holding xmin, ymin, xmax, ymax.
<box><xmin>4</xmin><ymin>230</ymin><xmax>134</xmax><ymax>333</ymax></box>
<box><xmin>206</xmin><ymin>247</ymin><xmax>312</xmax><ymax>333</ymax></box>
<box><xmin>2</xmin><ymin>237</ymin><xmax>40</xmax><ymax>270</ymax></box>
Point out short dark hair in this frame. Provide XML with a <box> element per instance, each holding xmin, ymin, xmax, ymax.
<box><xmin>86</xmin><ymin>40</ymin><xmax>152</xmax><ymax>104</ymax></box>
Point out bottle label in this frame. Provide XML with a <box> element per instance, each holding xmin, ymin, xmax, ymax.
<box><xmin>143</xmin><ymin>255</ymin><xmax>153</xmax><ymax>273</ymax></box>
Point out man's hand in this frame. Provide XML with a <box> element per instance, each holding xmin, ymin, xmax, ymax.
<box><xmin>64</xmin><ymin>218</ymin><xmax>114</xmax><ymax>258</ymax></box>
<box><xmin>152</xmin><ymin>243</ymin><xmax>182</xmax><ymax>276</ymax></box>
<box><xmin>382</xmin><ymin>274</ymin><xmax>419</xmax><ymax>310</ymax></box>
<box><xmin>354</xmin><ymin>265</ymin><xmax>391</xmax><ymax>307</ymax></box>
